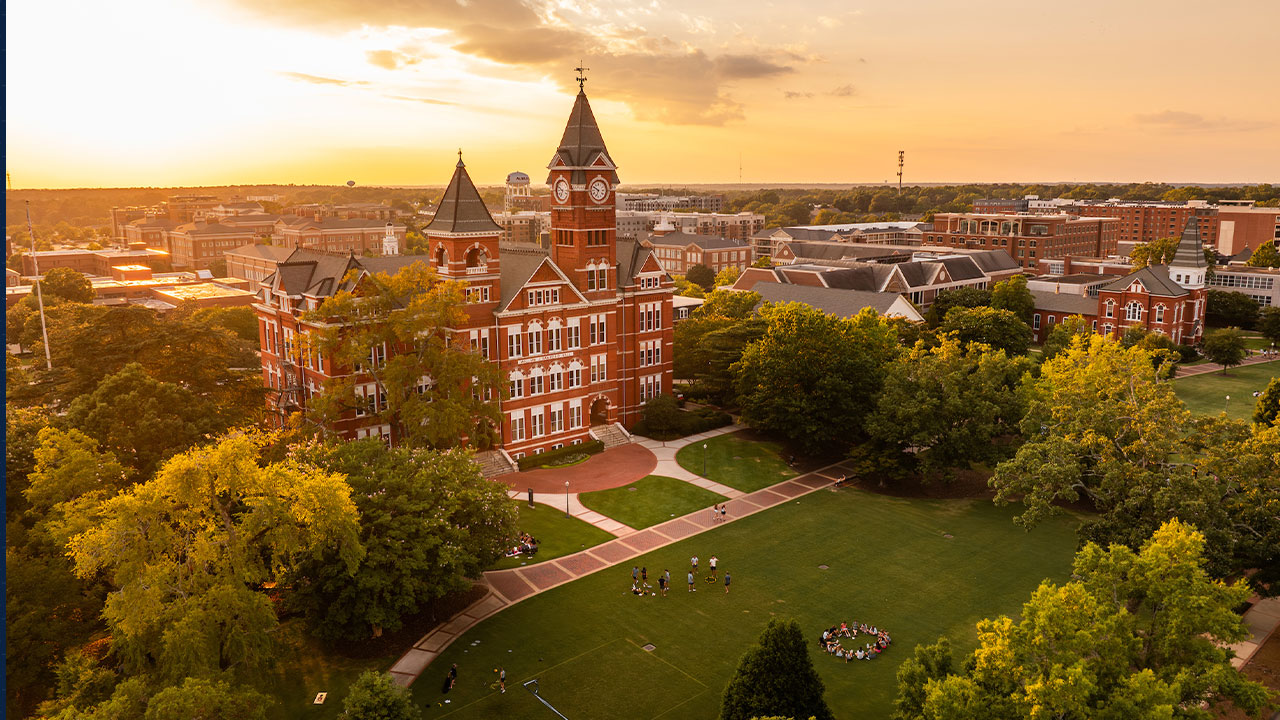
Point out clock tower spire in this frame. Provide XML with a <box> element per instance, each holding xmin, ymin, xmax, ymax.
<box><xmin>547</xmin><ymin>79</ymin><xmax>619</xmax><ymax>298</ymax></box>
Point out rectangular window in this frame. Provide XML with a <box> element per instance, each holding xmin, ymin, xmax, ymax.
<box><xmin>548</xmin><ymin>372</ymin><xmax>563</xmax><ymax>392</ymax></box>
<box><xmin>511</xmin><ymin>416</ymin><xmax>526</xmax><ymax>441</ymax></box>
<box><xmin>1033</xmin><ymin>314</ymin><xmax>1041</xmax><ymax>330</ymax></box>
<box><xmin>567</xmin><ymin>325</ymin><xmax>581</xmax><ymax>349</ymax></box>
<box><xmin>590</xmin><ymin>355</ymin><xmax>606</xmax><ymax>383</ymax></box>
<box><xmin>528</xmin><ymin>330</ymin><xmax>543</xmax><ymax>355</ymax></box>
<box><xmin>569</xmin><ymin>405</ymin><xmax>582</xmax><ymax>428</ymax></box>
<box><xmin>508</xmin><ymin>331</ymin><xmax>522</xmax><ymax>357</ymax></box>
<box><xmin>587</xmin><ymin>271</ymin><xmax>596</xmax><ymax>291</ymax></box>
<box><xmin>567</xmin><ymin>368</ymin><xmax>582</xmax><ymax>387</ymax></box>
<box><xmin>530</xmin><ymin>412</ymin><xmax>545</xmax><ymax>437</ymax></box>
<box><xmin>549</xmin><ymin>408</ymin><xmax>564</xmax><ymax>433</ymax></box>
<box><xmin>509</xmin><ymin>378</ymin><xmax>524</xmax><ymax>399</ymax></box>
<box><xmin>548</xmin><ymin>327</ymin><xmax>562</xmax><ymax>352</ymax></box>
<box><xmin>529</xmin><ymin>375</ymin><xmax>544</xmax><ymax>395</ymax></box>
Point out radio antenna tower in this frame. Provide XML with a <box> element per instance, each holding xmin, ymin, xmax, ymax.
<box><xmin>738</xmin><ymin>152</ymin><xmax>743</xmax><ymax>183</ymax></box>
<box><xmin>897</xmin><ymin>150</ymin><xmax>905</xmax><ymax>196</ymax></box>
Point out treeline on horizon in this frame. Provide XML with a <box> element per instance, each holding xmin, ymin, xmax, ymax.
<box><xmin>7</xmin><ymin>182</ymin><xmax>1278</xmax><ymax>238</ymax></box>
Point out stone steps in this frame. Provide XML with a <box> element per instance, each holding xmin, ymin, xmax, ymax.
<box><xmin>474</xmin><ymin>450</ymin><xmax>517</xmax><ymax>478</ymax></box>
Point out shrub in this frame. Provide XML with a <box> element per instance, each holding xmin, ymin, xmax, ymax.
<box><xmin>516</xmin><ymin>440</ymin><xmax>604</xmax><ymax>471</ymax></box>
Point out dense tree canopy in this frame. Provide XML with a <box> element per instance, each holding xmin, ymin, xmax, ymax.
<box><xmin>286</xmin><ymin>439</ymin><xmax>515</xmax><ymax>641</ymax></box>
<box><xmin>735</xmin><ymin>304</ymin><xmax>899</xmax><ymax>454</ymax></box>
<box><xmin>1258</xmin><ymin>306</ymin><xmax>1280</xmax><ymax>347</ymax></box>
<box><xmin>923</xmin><ymin>286</ymin><xmax>990</xmax><ymax>327</ymax></box>
<box><xmin>1256</xmin><ymin>378</ymin><xmax>1280</xmax><ymax>426</ymax></box>
<box><xmin>893</xmin><ymin>520</ymin><xmax>1273</xmax><ymax>720</ymax></box>
<box><xmin>1246</xmin><ymin>240</ymin><xmax>1280</xmax><ymax>268</ymax></box>
<box><xmin>938</xmin><ymin>306</ymin><xmax>1032</xmax><ymax>356</ymax></box>
<box><xmin>869</xmin><ymin>339</ymin><xmax>1031</xmax><ymax>477</ymax></box>
<box><xmin>989</xmin><ymin>275</ymin><xmax>1034</xmax><ymax>324</ymax></box>
<box><xmin>1201</xmin><ymin>327</ymin><xmax>1247</xmax><ymax>373</ymax></box>
<box><xmin>721</xmin><ymin>618</ymin><xmax>833</xmax><ymax>720</ymax></box>
<box><xmin>686</xmin><ymin>263</ymin><xmax>716</xmax><ymax>291</ymax></box>
<box><xmin>306</xmin><ymin>262</ymin><xmax>504</xmax><ymax>449</ymax></box>
<box><xmin>1206</xmin><ymin>290</ymin><xmax>1260</xmax><ymax>329</ymax></box>
<box><xmin>40</xmin><ymin>267</ymin><xmax>94</xmax><ymax>304</ymax></box>
<box><xmin>673</xmin><ymin>290</ymin><xmax>763</xmax><ymax>405</ymax></box>
<box><xmin>339</xmin><ymin>671</ymin><xmax>421</xmax><ymax>720</ymax></box>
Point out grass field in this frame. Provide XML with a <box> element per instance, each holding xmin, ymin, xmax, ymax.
<box><xmin>675</xmin><ymin>432</ymin><xmax>797</xmax><ymax>492</ymax></box>
<box><xmin>579</xmin><ymin>475</ymin><xmax>728</xmax><ymax>530</ymax></box>
<box><xmin>1174</xmin><ymin>360</ymin><xmax>1278</xmax><ymax>421</ymax></box>
<box><xmin>491</xmin><ymin>501</ymin><xmax>616</xmax><ymax>571</ymax></box>
<box><xmin>257</xmin><ymin>621</ymin><xmax>391</xmax><ymax>720</ymax></box>
<box><xmin>410</xmin><ymin>488</ymin><xmax>1080</xmax><ymax>719</ymax></box>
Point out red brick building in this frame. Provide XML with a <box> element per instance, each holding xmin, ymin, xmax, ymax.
<box><xmin>271</xmin><ymin>217</ymin><xmax>405</xmax><ymax>256</ymax></box>
<box><xmin>641</xmin><ymin>229</ymin><xmax>752</xmax><ymax>274</ymax></box>
<box><xmin>1066</xmin><ymin>200</ymin><xmax>1218</xmax><ymax>255</ymax></box>
<box><xmin>924</xmin><ymin>213</ymin><xmax>1119</xmax><ymax>270</ymax></box>
<box><xmin>167</xmin><ymin>222</ymin><xmax>261</xmax><ymax>270</ymax></box>
<box><xmin>253</xmin><ymin>86</ymin><xmax>673</xmax><ymax>458</ymax></box>
<box><xmin>1030</xmin><ymin>221</ymin><xmax>1208</xmax><ymax>344</ymax></box>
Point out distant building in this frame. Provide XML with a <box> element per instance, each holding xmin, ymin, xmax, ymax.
<box><xmin>493</xmin><ymin>211</ymin><xmax>551</xmax><ymax>245</ymax></box>
<box><xmin>19</xmin><ymin>245</ymin><xmax>171</xmax><ymax>276</ymax></box>
<box><xmin>163</xmin><ymin>195</ymin><xmax>222</xmax><ymax>223</ymax></box>
<box><xmin>168</xmin><ymin>222</ymin><xmax>261</xmax><ymax>270</ymax></box>
<box><xmin>616</xmin><ymin>193</ymin><xmax>724</xmax><ymax>213</ymax></box>
<box><xmin>1064</xmin><ymin>199</ymin><xmax>1218</xmax><ymax>256</ymax></box>
<box><xmin>1215</xmin><ymin>206</ymin><xmax>1280</xmax><ymax>257</ymax></box>
<box><xmin>121</xmin><ymin>217</ymin><xmax>179</xmax><ymax>249</ymax></box>
<box><xmin>641</xmin><ymin>228</ymin><xmax>751</xmax><ymax>275</ymax></box>
<box><xmin>616</xmin><ymin>210</ymin><xmax>765</xmax><ymax>242</ymax></box>
<box><xmin>672</xmin><ymin>294</ymin><xmax>704</xmax><ymax>323</ymax></box>
<box><xmin>1208</xmin><ymin>264</ymin><xmax>1280</xmax><ymax>308</ymax></box>
<box><xmin>225</xmin><ymin>244</ymin><xmax>296</xmax><ymax>284</ymax></box>
<box><xmin>205</xmin><ymin>202</ymin><xmax>265</xmax><ymax>220</ymax></box>
<box><xmin>270</xmin><ymin>216</ymin><xmax>407</xmax><ymax>256</ymax></box>
<box><xmin>7</xmin><ymin>264</ymin><xmax>251</xmax><ymax>310</ymax></box>
<box><xmin>974</xmin><ymin>198</ymin><xmax>1029</xmax><ymax>214</ymax></box>
<box><xmin>924</xmin><ymin>213</ymin><xmax>1119</xmax><ymax>270</ymax></box>
<box><xmin>748</xmin><ymin>282</ymin><xmax>924</xmax><ymax>322</ymax></box>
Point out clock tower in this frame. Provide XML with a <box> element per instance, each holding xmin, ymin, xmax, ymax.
<box><xmin>547</xmin><ymin>75</ymin><xmax>619</xmax><ymax>299</ymax></box>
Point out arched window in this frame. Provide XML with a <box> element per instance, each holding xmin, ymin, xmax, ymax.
<box><xmin>1153</xmin><ymin>304</ymin><xmax>1165</xmax><ymax>323</ymax></box>
<box><xmin>1104</xmin><ymin>300</ymin><xmax>1115</xmax><ymax>318</ymax></box>
<box><xmin>465</xmin><ymin>246</ymin><xmax>487</xmax><ymax>268</ymax></box>
<box><xmin>1125</xmin><ymin>301</ymin><xmax>1142</xmax><ymax>322</ymax></box>
<box><xmin>433</xmin><ymin>246</ymin><xmax>447</xmax><ymax>268</ymax></box>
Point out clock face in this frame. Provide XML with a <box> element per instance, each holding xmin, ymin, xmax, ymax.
<box><xmin>553</xmin><ymin>178</ymin><xmax>570</xmax><ymax>203</ymax></box>
<box><xmin>589</xmin><ymin>177</ymin><xmax>610</xmax><ymax>204</ymax></box>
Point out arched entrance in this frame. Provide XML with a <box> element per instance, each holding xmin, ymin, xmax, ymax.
<box><xmin>590</xmin><ymin>397</ymin><xmax>610</xmax><ymax>426</ymax></box>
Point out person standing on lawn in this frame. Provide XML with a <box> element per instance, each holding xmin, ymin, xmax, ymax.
<box><xmin>709</xmin><ymin>555</ymin><xmax>718</xmax><ymax>580</ymax></box>
<box><xmin>724</xmin><ymin>572</ymin><xmax>731</xmax><ymax>594</ymax></box>
<box><xmin>688</xmin><ymin>570</ymin><xmax>696</xmax><ymax>592</ymax></box>
<box><xmin>499</xmin><ymin>667</ymin><xmax>506</xmax><ymax>694</ymax></box>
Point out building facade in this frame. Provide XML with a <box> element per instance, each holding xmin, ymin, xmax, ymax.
<box><xmin>271</xmin><ymin>217</ymin><xmax>406</xmax><ymax>255</ymax></box>
<box><xmin>253</xmin><ymin>86</ymin><xmax>673</xmax><ymax>458</ymax></box>
<box><xmin>924</xmin><ymin>213</ymin><xmax>1119</xmax><ymax>270</ymax></box>
<box><xmin>1065</xmin><ymin>200</ymin><xmax>1219</xmax><ymax>255</ymax></box>
<box><xmin>641</xmin><ymin>230</ymin><xmax>752</xmax><ymax>274</ymax></box>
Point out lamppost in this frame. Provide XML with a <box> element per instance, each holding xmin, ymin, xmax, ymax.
<box><xmin>564</xmin><ymin>480</ymin><xmax>570</xmax><ymax>518</ymax></box>
<box><xmin>1225</xmin><ymin>395</ymin><xmax>1230</xmax><ymax>414</ymax></box>
<box><xmin>702</xmin><ymin>442</ymin><xmax>708</xmax><ymax>476</ymax></box>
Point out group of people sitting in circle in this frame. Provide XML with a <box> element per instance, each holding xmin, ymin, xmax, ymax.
<box><xmin>819</xmin><ymin>622</ymin><xmax>891</xmax><ymax>663</ymax></box>
<box><xmin>503</xmin><ymin>533</ymin><xmax>539</xmax><ymax>558</ymax></box>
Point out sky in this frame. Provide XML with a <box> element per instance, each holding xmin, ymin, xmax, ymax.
<box><xmin>6</xmin><ymin>0</ymin><xmax>1280</xmax><ymax>189</ymax></box>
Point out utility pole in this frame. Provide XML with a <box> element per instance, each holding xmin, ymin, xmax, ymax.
<box><xmin>25</xmin><ymin>200</ymin><xmax>54</xmax><ymax>371</ymax></box>
<box><xmin>897</xmin><ymin>150</ymin><xmax>905</xmax><ymax>196</ymax></box>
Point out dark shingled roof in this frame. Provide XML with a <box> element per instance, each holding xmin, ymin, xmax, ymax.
<box><xmin>1172</xmin><ymin>219</ymin><xmax>1207</xmax><ymax>269</ymax></box>
<box><xmin>752</xmin><ymin>282</ymin><xmax>911</xmax><ymax>319</ymax></box>
<box><xmin>618</xmin><ymin>237</ymin><xmax>663</xmax><ymax>285</ymax></box>
<box><xmin>1101</xmin><ymin>265</ymin><xmax>1188</xmax><ymax>297</ymax></box>
<box><xmin>498</xmin><ymin>242</ymin><xmax>553</xmax><ymax>309</ymax></box>
<box><xmin>965</xmin><ymin>249</ymin><xmax>1020</xmax><ymax>274</ymax></box>
<box><xmin>1031</xmin><ymin>290</ymin><xmax>1099</xmax><ymax>316</ymax></box>
<box><xmin>227</xmin><ymin>243</ymin><xmax>294</xmax><ymax>262</ymax></box>
<box><xmin>546</xmin><ymin>90</ymin><xmax>619</xmax><ymax>184</ymax></box>
<box><xmin>425</xmin><ymin>159</ymin><xmax>503</xmax><ymax>235</ymax></box>
<box><xmin>646</xmin><ymin>231</ymin><xmax>747</xmax><ymax>250</ymax></box>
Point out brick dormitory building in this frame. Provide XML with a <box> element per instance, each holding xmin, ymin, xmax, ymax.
<box><xmin>253</xmin><ymin>85</ymin><xmax>674</xmax><ymax>461</ymax></box>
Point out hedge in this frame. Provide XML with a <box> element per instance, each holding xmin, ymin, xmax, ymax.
<box><xmin>632</xmin><ymin>407</ymin><xmax>733</xmax><ymax>441</ymax></box>
<box><xmin>516</xmin><ymin>439</ymin><xmax>605</xmax><ymax>471</ymax></box>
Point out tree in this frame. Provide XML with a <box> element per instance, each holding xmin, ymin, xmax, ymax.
<box><xmin>751</xmin><ymin>256</ymin><xmax>772</xmax><ymax>268</ymax></box>
<box><xmin>192</xmin><ymin>306</ymin><xmax>259</xmax><ymax>343</ymax></box>
<box><xmin>939</xmin><ymin>306</ymin><xmax>1032</xmax><ymax>356</ymax></box>
<box><xmin>1206</xmin><ymin>289</ymin><xmax>1260</xmax><ymax>329</ymax></box>
<box><xmin>1256</xmin><ymin>306</ymin><xmax>1280</xmax><ymax>347</ymax></box>
<box><xmin>674</xmin><ymin>291</ymin><xmax>762</xmax><ymax>404</ymax></box>
<box><xmin>721</xmin><ymin>619</ymin><xmax>834</xmax><ymax>720</ymax></box>
<box><xmin>1129</xmin><ymin>235</ymin><xmax>1180</xmax><ymax>268</ymax></box>
<box><xmin>924</xmin><ymin>286</ymin><xmax>990</xmax><ymax>327</ymax></box>
<box><xmin>65</xmin><ymin>362</ymin><xmax>225</xmax><ymax>477</ymax></box>
<box><xmin>735</xmin><ymin>304</ymin><xmax>899</xmax><ymax>454</ymax></box>
<box><xmin>892</xmin><ymin>637</ymin><xmax>955</xmax><ymax>720</ymax></box>
<box><xmin>144</xmin><ymin>677</ymin><xmax>270</xmax><ymax>720</ymax></box>
<box><xmin>639</xmin><ymin>394</ymin><xmax>684</xmax><ymax>436</ymax></box>
<box><xmin>1246</xmin><ymin>240</ymin><xmax>1280</xmax><ymax>268</ymax></box>
<box><xmin>40</xmin><ymin>266</ymin><xmax>94</xmax><ymax>303</ymax></box>
<box><xmin>1202</xmin><ymin>327</ymin><xmax>1246</xmax><ymax>374</ymax></box>
<box><xmin>869</xmin><ymin>339</ymin><xmax>1031</xmax><ymax>477</ymax></box>
<box><xmin>715</xmin><ymin>265</ymin><xmax>742</xmax><ymax>287</ymax></box>
<box><xmin>306</xmin><ymin>261</ymin><xmax>504</xmax><ymax>449</ymax></box>
<box><xmin>68</xmin><ymin>432</ymin><xmax>364</xmax><ymax>681</ymax></box>
<box><xmin>285</xmin><ymin>439</ymin><xmax>514</xmax><ymax>641</ymax></box>
<box><xmin>1254</xmin><ymin>377</ymin><xmax>1280</xmax><ymax>426</ymax></box>
<box><xmin>686</xmin><ymin>263</ymin><xmax>716</xmax><ymax>291</ymax></box>
<box><xmin>339</xmin><ymin>671</ymin><xmax>421</xmax><ymax>720</ymax></box>
<box><xmin>893</xmin><ymin>521</ymin><xmax>1273</xmax><ymax>720</ymax></box>
<box><xmin>989</xmin><ymin>275</ymin><xmax>1034</xmax><ymax>323</ymax></box>
<box><xmin>1040</xmin><ymin>315</ymin><xmax>1092</xmax><ymax>361</ymax></box>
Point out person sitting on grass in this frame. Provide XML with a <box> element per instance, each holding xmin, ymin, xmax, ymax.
<box><xmin>839</xmin><ymin>622</ymin><xmax>852</xmax><ymax>638</ymax></box>
<box><xmin>854</xmin><ymin>648</ymin><xmax>866</xmax><ymax>660</ymax></box>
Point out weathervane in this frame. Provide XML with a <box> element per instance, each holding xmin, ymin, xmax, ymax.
<box><xmin>457</xmin><ymin>148</ymin><xmax>463</xmax><ymax>166</ymax></box>
<box><xmin>574</xmin><ymin>62</ymin><xmax>589</xmax><ymax>90</ymax></box>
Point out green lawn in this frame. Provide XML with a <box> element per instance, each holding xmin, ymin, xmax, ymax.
<box><xmin>256</xmin><ymin>621</ymin><xmax>392</xmax><ymax>720</ymax></box>
<box><xmin>410</xmin><ymin>489</ymin><xmax>1080</xmax><ymax>719</ymax></box>
<box><xmin>675</xmin><ymin>432</ymin><xmax>797</xmax><ymax>492</ymax></box>
<box><xmin>491</xmin><ymin>501</ymin><xmax>616</xmax><ymax>571</ymax></box>
<box><xmin>579</xmin><ymin>475</ymin><xmax>728</xmax><ymax>530</ymax></box>
<box><xmin>1174</xmin><ymin>360</ymin><xmax>1278</xmax><ymax>421</ymax></box>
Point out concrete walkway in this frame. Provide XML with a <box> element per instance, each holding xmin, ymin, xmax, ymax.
<box><xmin>387</xmin><ymin>453</ymin><xmax>856</xmax><ymax>687</ymax></box>
<box><xmin>633</xmin><ymin>424</ymin><xmax>745</xmax><ymax>499</ymax></box>
<box><xmin>1228</xmin><ymin>595</ymin><xmax>1280</xmax><ymax>670</ymax></box>
<box><xmin>1173</xmin><ymin>354</ymin><xmax>1276</xmax><ymax>378</ymax></box>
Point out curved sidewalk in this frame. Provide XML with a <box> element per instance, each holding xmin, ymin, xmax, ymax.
<box><xmin>387</xmin><ymin>451</ymin><xmax>857</xmax><ymax>687</ymax></box>
<box><xmin>504</xmin><ymin>443</ymin><xmax>658</xmax><ymax>493</ymax></box>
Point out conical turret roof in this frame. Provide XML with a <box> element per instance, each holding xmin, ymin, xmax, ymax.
<box><xmin>425</xmin><ymin>157</ymin><xmax>502</xmax><ymax>235</ymax></box>
<box><xmin>1171</xmin><ymin>218</ymin><xmax>1207</xmax><ymax>269</ymax></box>
<box><xmin>546</xmin><ymin>90</ymin><xmax>619</xmax><ymax>184</ymax></box>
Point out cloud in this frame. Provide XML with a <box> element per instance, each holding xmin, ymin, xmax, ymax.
<box><xmin>279</xmin><ymin>72</ymin><xmax>368</xmax><ymax>87</ymax></box>
<box><xmin>383</xmin><ymin>94</ymin><xmax>457</xmax><ymax>107</ymax></box>
<box><xmin>829</xmin><ymin>84</ymin><xmax>856</xmax><ymax>97</ymax></box>
<box><xmin>712</xmin><ymin>54</ymin><xmax>794</xmax><ymax>79</ymax></box>
<box><xmin>230</xmin><ymin>0</ymin><xmax>803</xmax><ymax>127</ymax></box>
<box><xmin>366</xmin><ymin>49</ymin><xmax>423</xmax><ymax>70</ymax></box>
<box><xmin>1134</xmin><ymin>110</ymin><xmax>1272</xmax><ymax>133</ymax></box>
<box><xmin>783</xmin><ymin>90</ymin><xmax>813</xmax><ymax>99</ymax></box>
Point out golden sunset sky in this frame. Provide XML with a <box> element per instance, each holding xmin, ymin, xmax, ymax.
<box><xmin>6</xmin><ymin>0</ymin><xmax>1279</xmax><ymax>189</ymax></box>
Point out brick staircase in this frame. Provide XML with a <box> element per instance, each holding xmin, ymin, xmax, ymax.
<box><xmin>590</xmin><ymin>422</ymin><xmax>631</xmax><ymax>450</ymax></box>
<box><xmin>474</xmin><ymin>449</ymin><xmax>517</xmax><ymax>479</ymax></box>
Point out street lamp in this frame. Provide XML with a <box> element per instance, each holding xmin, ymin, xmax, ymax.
<box><xmin>702</xmin><ymin>442</ymin><xmax>708</xmax><ymax>476</ymax></box>
<box><xmin>564</xmin><ymin>480</ymin><xmax>570</xmax><ymax>518</ymax></box>
<box><xmin>1225</xmin><ymin>395</ymin><xmax>1230</xmax><ymax>414</ymax></box>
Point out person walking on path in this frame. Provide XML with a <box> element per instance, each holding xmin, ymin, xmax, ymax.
<box><xmin>688</xmin><ymin>570</ymin><xmax>696</xmax><ymax>592</ymax></box>
<box><xmin>709</xmin><ymin>555</ymin><xmax>718</xmax><ymax>581</ymax></box>
<box><xmin>724</xmin><ymin>572</ymin><xmax>732</xmax><ymax>594</ymax></box>
<box><xmin>710</xmin><ymin>505</ymin><xmax>719</xmax><ymax>524</ymax></box>
<box><xmin>720</xmin><ymin>504</ymin><xmax>728</xmax><ymax>523</ymax></box>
